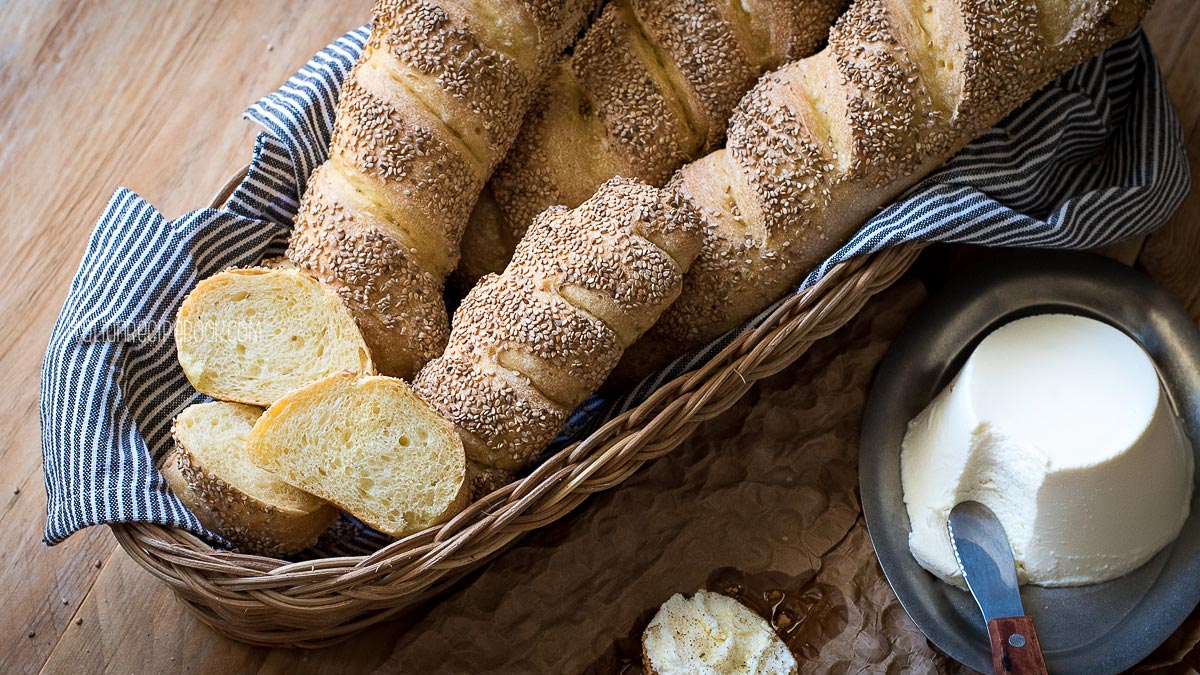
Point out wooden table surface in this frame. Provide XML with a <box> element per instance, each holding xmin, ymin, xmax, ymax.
<box><xmin>2</xmin><ymin>1</ymin><xmax>1197</xmax><ymax>673</ymax></box>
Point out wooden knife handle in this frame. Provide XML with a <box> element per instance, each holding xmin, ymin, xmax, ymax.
<box><xmin>987</xmin><ymin>616</ymin><xmax>1048</xmax><ymax>674</ymax></box>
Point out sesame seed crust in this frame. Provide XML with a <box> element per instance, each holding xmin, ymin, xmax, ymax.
<box><xmin>825</xmin><ymin>0</ymin><xmax>926</xmax><ymax>182</ymax></box>
<box><xmin>479</xmin><ymin>72</ymin><xmax>591</xmax><ymax>249</ymax></box>
<box><xmin>512</xmin><ymin>201</ymin><xmax>682</xmax><ymax>318</ymax></box>
<box><xmin>950</xmin><ymin>0</ymin><xmax>1041</xmax><ymax>135</ymax></box>
<box><xmin>727</xmin><ymin>0</ymin><xmax>848</xmax><ymax>70</ymax></box>
<box><xmin>288</xmin><ymin>179</ymin><xmax>449</xmax><ymax>380</ymax></box>
<box><xmin>1037</xmin><ymin>0</ymin><xmax>1147</xmax><ymax>77</ymax></box>
<box><xmin>455</xmin><ymin>0</ymin><xmax>847</xmax><ymax>285</ymax></box>
<box><xmin>453</xmin><ymin>271</ymin><xmax>622</xmax><ymax>406</ymax></box>
<box><xmin>786</xmin><ymin>0</ymin><xmax>854</xmax><ymax>60</ymax></box>
<box><xmin>617</xmin><ymin>0</ymin><xmax>1149</xmax><ymax>379</ymax></box>
<box><xmin>417</xmin><ymin>178</ymin><xmax>703</xmax><ymax>469</ymax></box>
<box><xmin>372</xmin><ymin>0</ymin><xmax>529</xmax><ymax>160</ymax></box>
<box><xmin>414</xmin><ymin>346</ymin><xmax>566</xmax><ymax>469</ymax></box>
<box><xmin>163</xmin><ymin>426</ymin><xmax>340</xmax><ymax>558</ymax></box>
<box><xmin>630</xmin><ymin>0</ymin><xmax>757</xmax><ymax>149</ymax></box>
<box><xmin>572</xmin><ymin>2</ymin><xmax>695</xmax><ymax>185</ymax></box>
<box><xmin>725</xmin><ymin>71</ymin><xmax>830</xmax><ymax>234</ymax></box>
<box><xmin>466</xmin><ymin>460</ymin><xmax>516</xmax><ymax>501</ymax></box>
<box><xmin>325</xmin><ymin>70</ymin><xmax>482</xmax><ymax>275</ymax></box>
<box><xmin>265</xmin><ymin>0</ymin><xmax>593</xmax><ymax>390</ymax></box>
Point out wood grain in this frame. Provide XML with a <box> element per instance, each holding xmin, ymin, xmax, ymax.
<box><xmin>0</xmin><ymin>0</ymin><xmax>1194</xmax><ymax>673</ymax></box>
<box><xmin>0</xmin><ymin>1</ymin><xmax>369</xmax><ymax>673</ymax></box>
<box><xmin>1138</xmin><ymin>0</ymin><xmax>1200</xmax><ymax>313</ymax></box>
<box><xmin>988</xmin><ymin>616</ymin><xmax>1048</xmax><ymax>675</ymax></box>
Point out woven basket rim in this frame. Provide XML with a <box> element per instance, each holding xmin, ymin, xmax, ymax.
<box><xmin>111</xmin><ymin>165</ymin><xmax>922</xmax><ymax>647</ymax></box>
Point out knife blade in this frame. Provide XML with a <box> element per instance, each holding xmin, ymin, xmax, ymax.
<box><xmin>948</xmin><ymin>500</ymin><xmax>1025</xmax><ymax>622</ymax></box>
<box><xmin>948</xmin><ymin>501</ymin><xmax>1048</xmax><ymax>674</ymax></box>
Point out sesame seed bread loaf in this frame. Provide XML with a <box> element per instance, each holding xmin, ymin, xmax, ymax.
<box><xmin>175</xmin><ymin>267</ymin><xmax>373</xmax><ymax>406</ymax></box>
<box><xmin>175</xmin><ymin>0</ymin><xmax>596</xmax><ymax>404</ymax></box>
<box><xmin>455</xmin><ymin>0</ymin><xmax>849</xmax><ymax>284</ymax></box>
<box><xmin>412</xmin><ymin>177</ymin><xmax>704</xmax><ymax>470</ymax></box>
<box><xmin>617</xmin><ymin>0</ymin><xmax>1151</xmax><ymax>378</ymax></box>
<box><xmin>246</xmin><ymin>372</ymin><xmax>468</xmax><ymax>538</ymax></box>
<box><xmin>285</xmin><ymin>0</ymin><xmax>596</xmax><ymax>379</ymax></box>
<box><xmin>160</xmin><ymin>402</ymin><xmax>340</xmax><ymax>556</ymax></box>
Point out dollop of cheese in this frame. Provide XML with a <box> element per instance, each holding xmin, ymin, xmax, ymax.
<box><xmin>642</xmin><ymin>591</ymin><xmax>797</xmax><ymax>675</ymax></box>
<box><xmin>901</xmin><ymin>314</ymin><xmax>1193</xmax><ymax>587</ymax></box>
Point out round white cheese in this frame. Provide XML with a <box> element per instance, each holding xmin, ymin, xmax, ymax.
<box><xmin>642</xmin><ymin>591</ymin><xmax>797</xmax><ymax>675</ymax></box>
<box><xmin>901</xmin><ymin>314</ymin><xmax>1193</xmax><ymax>587</ymax></box>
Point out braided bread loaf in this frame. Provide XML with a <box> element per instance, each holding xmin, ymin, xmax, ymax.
<box><xmin>413</xmin><ymin>178</ymin><xmax>704</xmax><ymax>470</ymax></box>
<box><xmin>176</xmin><ymin>0</ymin><xmax>594</xmax><ymax>404</ymax></box>
<box><xmin>454</xmin><ymin>0</ymin><xmax>849</xmax><ymax>284</ymax></box>
<box><xmin>617</xmin><ymin>0</ymin><xmax>1151</xmax><ymax>378</ymax></box>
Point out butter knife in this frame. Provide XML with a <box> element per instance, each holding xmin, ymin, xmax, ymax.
<box><xmin>947</xmin><ymin>501</ymin><xmax>1048</xmax><ymax>675</ymax></box>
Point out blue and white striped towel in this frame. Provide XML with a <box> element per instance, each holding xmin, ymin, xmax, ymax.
<box><xmin>41</xmin><ymin>26</ymin><xmax>1189</xmax><ymax>557</ymax></box>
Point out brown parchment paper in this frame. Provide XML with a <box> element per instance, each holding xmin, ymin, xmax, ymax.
<box><xmin>376</xmin><ymin>278</ymin><xmax>1200</xmax><ymax>674</ymax></box>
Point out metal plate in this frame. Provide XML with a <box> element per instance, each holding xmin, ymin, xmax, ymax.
<box><xmin>860</xmin><ymin>250</ymin><xmax>1200</xmax><ymax>674</ymax></box>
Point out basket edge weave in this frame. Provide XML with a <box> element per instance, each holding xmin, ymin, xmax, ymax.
<box><xmin>111</xmin><ymin>166</ymin><xmax>921</xmax><ymax>647</ymax></box>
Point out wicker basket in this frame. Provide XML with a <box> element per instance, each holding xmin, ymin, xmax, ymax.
<box><xmin>110</xmin><ymin>169</ymin><xmax>923</xmax><ymax>647</ymax></box>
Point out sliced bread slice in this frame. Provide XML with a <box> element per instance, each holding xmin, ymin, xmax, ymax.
<box><xmin>161</xmin><ymin>401</ymin><xmax>340</xmax><ymax>556</ymax></box>
<box><xmin>175</xmin><ymin>266</ymin><xmax>373</xmax><ymax>406</ymax></box>
<box><xmin>246</xmin><ymin>372</ymin><xmax>468</xmax><ymax>537</ymax></box>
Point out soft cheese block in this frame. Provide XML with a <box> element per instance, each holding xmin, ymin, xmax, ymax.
<box><xmin>902</xmin><ymin>314</ymin><xmax>1193</xmax><ymax>587</ymax></box>
<box><xmin>642</xmin><ymin>591</ymin><xmax>797</xmax><ymax>675</ymax></box>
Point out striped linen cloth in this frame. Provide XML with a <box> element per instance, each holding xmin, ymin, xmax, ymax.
<box><xmin>41</xmin><ymin>26</ymin><xmax>1188</xmax><ymax>556</ymax></box>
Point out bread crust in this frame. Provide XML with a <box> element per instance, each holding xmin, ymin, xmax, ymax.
<box><xmin>415</xmin><ymin>178</ymin><xmax>703</xmax><ymax>469</ymax></box>
<box><xmin>247</xmin><ymin>373</ymin><xmax>469</xmax><ymax>537</ymax></box>
<box><xmin>370</xmin><ymin>0</ymin><xmax>530</xmax><ymax>164</ymax></box>
<box><xmin>288</xmin><ymin>172</ymin><xmax>450</xmax><ymax>380</ymax></box>
<box><xmin>178</xmin><ymin>0</ymin><xmax>595</xmax><ymax>402</ymax></box>
<box><xmin>454</xmin><ymin>0</ymin><xmax>848</xmax><ymax>284</ymax></box>
<box><xmin>466</xmin><ymin>460</ymin><xmax>516</xmax><ymax>500</ymax></box>
<box><xmin>162</xmin><ymin>449</ymin><xmax>339</xmax><ymax>557</ymax></box>
<box><xmin>618</xmin><ymin>0</ymin><xmax>1151</xmax><ymax>378</ymax></box>
<box><xmin>282</xmin><ymin>0</ymin><xmax>595</xmax><ymax>377</ymax></box>
<box><xmin>161</xmin><ymin>403</ymin><xmax>340</xmax><ymax>557</ymax></box>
